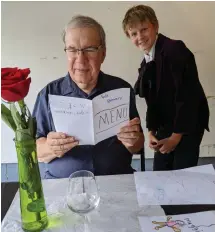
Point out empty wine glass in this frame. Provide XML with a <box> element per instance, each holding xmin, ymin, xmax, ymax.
<box><xmin>66</xmin><ymin>170</ymin><xmax>100</xmax><ymax>231</ymax></box>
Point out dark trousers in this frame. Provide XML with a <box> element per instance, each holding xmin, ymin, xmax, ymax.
<box><xmin>153</xmin><ymin>127</ymin><xmax>204</xmax><ymax>171</ymax></box>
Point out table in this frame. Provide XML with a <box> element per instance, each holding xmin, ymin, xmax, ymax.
<box><xmin>2</xmin><ymin>175</ymin><xmax>215</xmax><ymax>231</ymax></box>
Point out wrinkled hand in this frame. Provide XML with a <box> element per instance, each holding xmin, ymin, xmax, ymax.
<box><xmin>148</xmin><ymin>132</ymin><xmax>160</xmax><ymax>151</ymax></box>
<box><xmin>46</xmin><ymin>132</ymin><xmax>79</xmax><ymax>158</ymax></box>
<box><xmin>117</xmin><ymin>117</ymin><xmax>143</xmax><ymax>148</ymax></box>
<box><xmin>157</xmin><ymin>135</ymin><xmax>181</xmax><ymax>154</ymax></box>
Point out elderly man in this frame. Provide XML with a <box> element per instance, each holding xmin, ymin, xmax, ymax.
<box><xmin>33</xmin><ymin>15</ymin><xmax>144</xmax><ymax>179</ymax></box>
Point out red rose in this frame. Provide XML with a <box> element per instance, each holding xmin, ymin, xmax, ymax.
<box><xmin>1</xmin><ymin>67</ymin><xmax>31</xmax><ymax>102</ymax></box>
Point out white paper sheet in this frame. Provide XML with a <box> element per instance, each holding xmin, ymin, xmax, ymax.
<box><xmin>49</xmin><ymin>94</ymin><xmax>94</xmax><ymax>145</ymax></box>
<box><xmin>49</xmin><ymin>88</ymin><xmax>130</xmax><ymax>145</ymax></box>
<box><xmin>138</xmin><ymin>211</ymin><xmax>215</xmax><ymax>232</ymax></box>
<box><xmin>134</xmin><ymin>166</ymin><xmax>215</xmax><ymax>206</ymax></box>
<box><xmin>180</xmin><ymin>164</ymin><xmax>215</xmax><ymax>175</ymax></box>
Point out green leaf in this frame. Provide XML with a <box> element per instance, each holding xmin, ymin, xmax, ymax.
<box><xmin>10</xmin><ymin>103</ymin><xmax>27</xmax><ymax>129</ymax></box>
<box><xmin>18</xmin><ymin>100</ymin><xmax>28</xmax><ymax>124</ymax></box>
<box><xmin>28</xmin><ymin>116</ymin><xmax>37</xmax><ymax>138</ymax></box>
<box><xmin>1</xmin><ymin>103</ymin><xmax>17</xmax><ymax>131</ymax></box>
<box><xmin>20</xmin><ymin>182</ymin><xmax>28</xmax><ymax>190</ymax></box>
<box><xmin>27</xmin><ymin>198</ymin><xmax>46</xmax><ymax>213</ymax></box>
<box><xmin>15</xmin><ymin>128</ymin><xmax>33</xmax><ymax>141</ymax></box>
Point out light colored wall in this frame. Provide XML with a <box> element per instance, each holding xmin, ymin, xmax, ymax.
<box><xmin>1</xmin><ymin>1</ymin><xmax>215</xmax><ymax>163</ymax></box>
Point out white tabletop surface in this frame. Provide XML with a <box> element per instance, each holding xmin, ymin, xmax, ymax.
<box><xmin>2</xmin><ymin>174</ymin><xmax>166</xmax><ymax>232</ymax></box>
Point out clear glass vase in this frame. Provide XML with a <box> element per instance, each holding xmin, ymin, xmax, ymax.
<box><xmin>15</xmin><ymin>139</ymin><xmax>48</xmax><ymax>232</ymax></box>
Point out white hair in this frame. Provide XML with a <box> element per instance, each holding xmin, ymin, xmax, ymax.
<box><xmin>62</xmin><ymin>15</ymin><xmax>106</xmax><ymax>47</ymax></box>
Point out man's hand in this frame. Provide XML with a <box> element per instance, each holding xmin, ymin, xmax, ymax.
<box><xmin>46</xmin><ymin>132</ymin><xmax>79</xmax><ymax>158</ymax></box>
<box><xmin>117</xmin><ymin>117</ymin><xmax>144</xmax><ymax>153</ymax></box>
<box><xmin>157</xmin><ymin>133</ymin><xmax>182</xmax><ymax>154</ymax></box>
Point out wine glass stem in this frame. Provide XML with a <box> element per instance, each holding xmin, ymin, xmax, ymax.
<box><xmin>83</xmin><ymin>215</ymin><xmax>90</xmax><ymax>232</ymax></box>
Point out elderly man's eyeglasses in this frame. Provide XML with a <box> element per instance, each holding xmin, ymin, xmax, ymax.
<box><xmin>64</xmin><ymin>45</ymin><xmax>102</xmax><ymax>57</ymax></box>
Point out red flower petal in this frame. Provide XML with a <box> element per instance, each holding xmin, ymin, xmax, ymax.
<box><xmin>1</xmin><ymin>68</ymin><xmax>18</xmax><ymax>79</ymax></box>
<box><xmin>1</xmin><ymin>78</ymin><xmax>31</xmax><ymax>102</ymax></box>
<box><xmin>1</xmin><ymin>68</ymin><xmax>31</xmax><ymax>86</ymax></box>
<box><xmin>20</xmin><ymin>68</ymin><xmax>30</xmax><ymax>78</ymax></box>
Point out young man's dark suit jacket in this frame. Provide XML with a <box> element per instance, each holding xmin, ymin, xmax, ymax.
<box><xmin>134</xmin><ymin>33</ymin><xmax>210</xmax><ymax>170</ymax></box>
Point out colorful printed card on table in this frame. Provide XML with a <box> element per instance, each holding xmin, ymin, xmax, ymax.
<box><xmin>49</xmin><ymin>88</ymin><xmax>130</xmax><ymax>145</ymax></box>
<box><xmin>138</xmin><ymin>211</ymin><xmax>215</xmax><ymax>232</ymax></box>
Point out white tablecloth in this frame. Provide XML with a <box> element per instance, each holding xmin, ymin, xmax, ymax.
<box><xmin>2</xmin><ymin>174</ymin><xmax>165</xmax><ymax>232</ymax></box>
